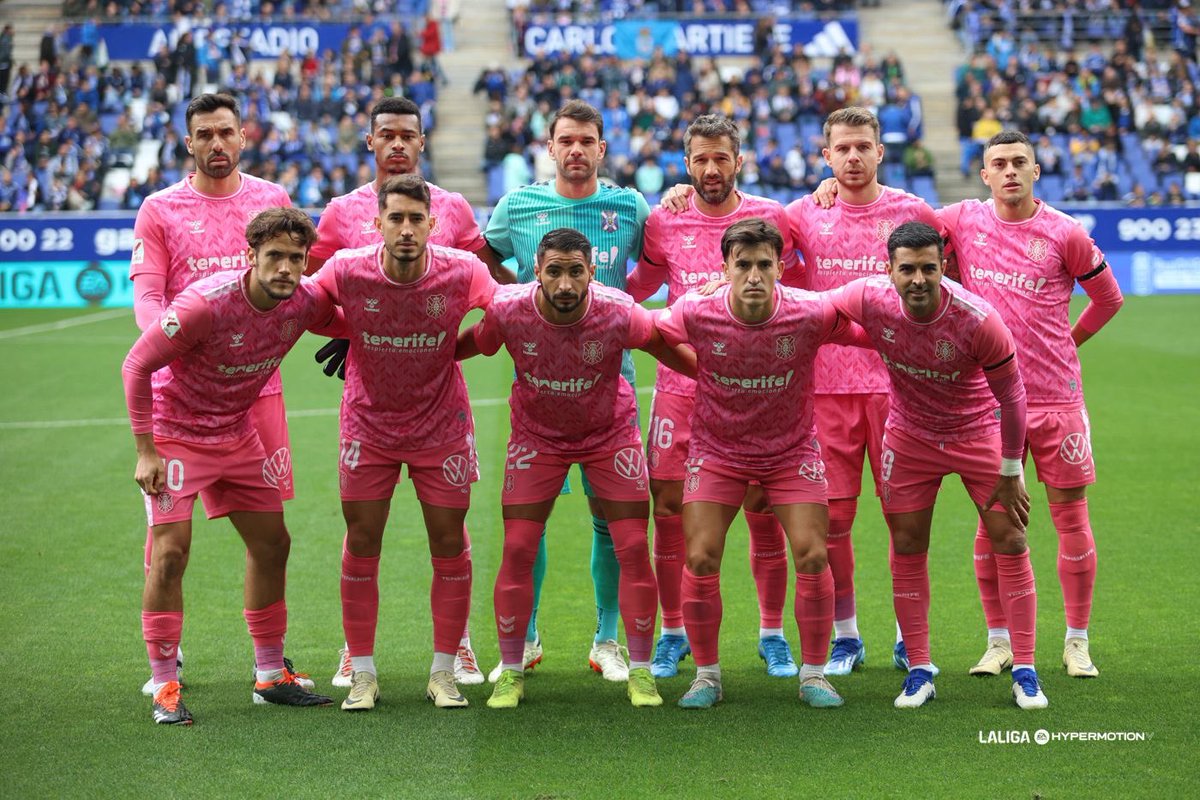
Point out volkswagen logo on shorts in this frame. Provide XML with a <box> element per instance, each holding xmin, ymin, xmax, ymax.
<box><xmin>262</xmin><ymin>448</ymin><xmax>293</xmax><ymax>488</ymax></box>
<box><xmin>614</xmin><ymin>447</ymin><xmax>645</xmax><ymax>481</ymax></box>
<box><xmin>1059</xmin><ymin>433</ymin><xmax>1091</xmax><ymax>465</ymax></box>
<box><xmin>156</xmin><ymin>492</ymin><xmax>175</xmax><ymax>513</ymax></box>
<box><xmin>442</xmin><ymin>454</ymin><xmax>472</xmax><ymax>487</ymax></box>
<box><xmin>798</xmin><ymin>459</ymin><xmax>826</xmax><ymax>482</ymax></box>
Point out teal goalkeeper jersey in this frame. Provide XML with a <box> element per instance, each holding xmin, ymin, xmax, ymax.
<box><xmin>485</xmin><ymin>181</ymin><xmax>651</xmax><ymax>288</ymax></box>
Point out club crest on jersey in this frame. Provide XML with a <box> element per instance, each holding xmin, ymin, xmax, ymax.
<box><xmin>581</xmin><ymin>340</ymin><xmax>603</xmax><ymax>365</ymax></box>
<box><xmin>1026</xmin><ymin>237</ymin><xmax>1049</xmax><ymax>262</ymax></box>
<box><xmin>262</xmin><ymin>447</ymin><xmax>292</xmax><ymax>488</ymax></box>
<box><xmin>188</xmin><ymin>220</ymin><xmax>205</xmax><ymax>235</ymax></box>
<box><xmin>280</xmin><ymin>319</ymin><xmax>298</xmax><ymax>341</ymax></box>
<box><xmin>522</xmin><ymin>341</ymin><xmax>538</xmax><ymax>356</ymax></box>
<box><xmin>160</xmin><ymin>309</ymin><xmax>181</xmax><ymax>338</ymax></box>
<box><xmin>775</xmin><ymin>335</ymin><xmax>796</xmax><ymax>360</ymax></box>
<box><xmin>819</xmin><ymin>221</ymin><xmax>835</xmax><ymax>236</ymax></box>
<box><xmin>230</xmin><ymin>332</ymin><xmax>245</xmax><ymax>348</ymax></box>
<box><xmin>131</xmin><ymin>238</ymin><xmax>145</xmax><ymax>265</ymax></box>
<box><xmin>156</xmin><ymin>493</ymin><xmax>175</xmax><ymax>513</ymax></box>
<box><xmin>601</xmin><ymin>210</ymin><xmax>619</xmax><ymax>232</ymax></box>
<box><xmin>934</xmin><ymin>339</ymin><xmax>956</xmax><ymax>362</ymax></box>
<box><xmin>711</xmin><ymin>340</ymin><xmax>727</xmax><ymax>357</ymax></box>
<box><xmin>536</xmin><ymin>212</ymin><xmax>550</xmax><ymax>225</ymax></box>
<box><xmin>442</xmin><ymin>454</ymin><xmax>472</xmax><ymax>487</ymax></box>
<box><xmin>1059</xmin><ymin>433</ymin><xmax>1091</xmax><ymax>465</ymax></box>
<box><xmin>974</xmin><ymin>232</ymin><xmax>988</xmax><ymax>247</ymax></box>
<box><xmin>876</xmin><ymin>219</ymin><xmax>897</xmax><ymax>242</ymax></box>
<box><xmin>681</xmin><ymin>234</ymin><xmax>697</xmax><ymax>249</ymax></box>
<box><xmin>426</xmin><ymin>294</ymin><xmax>447</xmax><ymax>318</ymax></box>
<box><xmin>365</xmin><ymin>297</ymin><xmax>381</xmax><ymax>313</ymax></box>
<box><xmin>613</xmin><ymin>447</ymin><xmax>645</xmax><ymax>482</ymax></box>
<box><xmin>797</xmin><ymin>459</ymin><xmax>826</xmax><ymax>483</ymax></box>
<box><xmin>882</xmin><ymin>327</ymin><xmax>896</xmax><ymax>343</ymax></box>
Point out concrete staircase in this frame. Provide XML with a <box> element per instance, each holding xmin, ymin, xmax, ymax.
<box><xmin>858</xmin><ymin>0</ymin><xmax>986</xmax><ymax>203</ymax></box>
<box><xmin>0</xmin><ymin>0</ymin><xmax>63</xmax><ymax>68</ymax></box>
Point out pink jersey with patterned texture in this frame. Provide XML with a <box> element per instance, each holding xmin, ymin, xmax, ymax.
<box><xmin>830</xmin><ymin>275</ymin><xmax>1016</xmax><ymax>442</ymax></box>
<box><xmin>124</xmin><ymin>271</ymin><xmax>337</xmax><ymax>443</ymax></box>
<box><xmin>317</xmin><ymin>243</ymin><xmax>497</xmax><ymax>451</ymax></box>
<box><xmin>476</xmin><ymin>283</ymin><xmax>653</xmax><ymax>456</ymax></box>
<box><xmin>630</xmin><ymin>191</ymin><xmax>800</xmax><ymax>397</ymax></box>
<box><xmin>310</xmin><ymin>181</ymin><xmax>486</xmax><ymax>263</ymax></box>
<box><xmin>130</xmin><ymin>173</ymin><xmax>292</xmax><ymax>397</ymax></box>
<box><xmin>656</xmin><ymin>285</ymin><xmax>846</xmax><ymax>471</ymax></box>
<box><xmin>787</xmin><ymin>187</ymin><xmax>941</xmax><ymax>395</ymax></box>
<box><xmin>940</xmin><ymin>199</ymin><xmax>1105</xmax><ymax>409</ymax></box>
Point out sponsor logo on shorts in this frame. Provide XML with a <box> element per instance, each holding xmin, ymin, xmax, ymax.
<box><xmin>934</xmin><ymin>339</ymin><xmax>956</xmax><ymax>362</ymax></box>
<box><xmin>280</xmin><ymin>319</ymin><xmax>298</xmax><ymax>342</ymax></box>
<box><xmin>156</xmin><ymin>493</ymin><xmax>175</xmax><ymax>513</ymax></box>
<box><xmin>1026</xmin><ymin>237</ymin><xmax>1049</xmax><ymax>262</ymax></box>
<box><xmin>426</xmin><ymin>294</ymin><xmax>447</xmax><ymax>318</ymax></box>
<box><xmin>798</xmin><ymin>459</ymin><xmax>826</xmax><ymax>482</ymax></box>
<box><xmin>581</xmin><ymin>340</ymin><xmax>603</xmax><ymax>365</ymax></box>
<box><xmin>876</xmin><ymin>219</ymin><xmax>896</xmax><ymax>242</ymax></box>
<box><xmin>442</xmin><ymin>454</ymin><xmax>472</xmax><ymax>487</ymax></box>
<box><xmin>776</xmin><ymin>335</ymin><xmax>796</xmax><ymax>360</ymax></box>
<box><xmin>262</xmin><ymin>447</ymin><xmax>292</xmax><ymax>489</ymax></box>
<box><xmin>614</xmin><ymin>447</ymin><xmax>646</xmax><ymax>481</ymax></box>
<box><xmin>601</xmin><ymin>209</ymin><xmax>619</xmax><ymax>232</ymax></box>
<box><xmin>131</xmin><ymin>238</ymin><xmax>145</xmax><ymax>265</ymax></box>
<box><xmin>160</xmin><ymin>310</ymin><xmax>181</xmax><ymax>338</ymax></box>
<box><xmin>1059</xmin><ymin>433</ymin><xmax>1091</xmax><ymax>465</ymax></box>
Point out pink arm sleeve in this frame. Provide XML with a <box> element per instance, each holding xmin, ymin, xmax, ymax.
<box><xmin>820</xmin><ymin>302</ymin><xmax>872</xmax><ymax>349</ymax></box>
<box><xmin>303</xmin><ymin>282</ymin><xmax>348</xmax><ymax>339</ymax></box>
<box><xmin>825</xmin><ymin>279</ymin><xmax>866</xmax><ymax>325</ymax></box>
<box><xmin>467</xmin><ymin>257</ymin><xmax>500</xmax><ymax>310</ymax></box>
<box><xmin>654</xmin><ymin>298</ymin><xmax>690</xmax><ymax>347</ymax></box>
<box><xmin>474</xmin><ymin>313</ymin><xmax>504</xmax><ymax>356</ymax></box>
<box><xmin>450</xmin><ymin>196</ymin><xmax>487</xmax><ymax>252</ymax></box>
<box><xmin>121</xmin><ymin>294</ymin><xmax>211</xmax><ymax>433</ymax></box>
<box><xmin>308</xmin><ymin>206</ymin><xmax>341</xmax><ymax>264</ymax></box>
<box><xmin>133</xmin><ymin>272</ymin><xmax>167</xmax><ymax>331</ymax></box>
<box><xmin>626</xmin><ymin>213</ymin><xmax>669</xmax><ymax>302</ymax></box>
<box><xmin>975</xmin><ymin>312</ymin><xmax>1026</xmax><ymax>461</ymax></box>
<box><xmin>774</xmin><ymin>205</ymin><xmax>802</xmax><ymax>275</ymax></box>
<box><xmin>624</xmin><ymin>303</ymin><xmax>655</xmax><ymax>349</ymax></box>
<box><xmin>130</xmin><ymin>201</ymin><xmax>169</xmax><ymax>286</ymax></box>
<box><xmin>1074</xmin><ymin>266</ymin><xmax>1124</xmax><ymax>336</ymax></box>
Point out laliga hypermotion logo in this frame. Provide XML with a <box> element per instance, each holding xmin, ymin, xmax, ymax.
<box><xmin>581</xmin><ymin>340</ymin><xmax>603</xmax><ymax>365</ymax></box>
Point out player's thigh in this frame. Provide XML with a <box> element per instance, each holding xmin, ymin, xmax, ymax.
<box><xmin>338</xmin><ymin>437</ymin><xmax>403</xmax><ymax>504</ymax></box>
<box><xmin>681</xmin><ymin>499</ymin><xmax>740</xmax><ymax>574</ymax></box>
<box><xmin>503</xmin><ymin>440</ymin><xmax>571</xmax><ymax>512</ymax></box>
<box><xmin>201</xmin><ymin>433</ymin><xmax>284</xmax><ymax>521</ymax></box>
<box><xmin>249</xmin><ymin>392</ymin><xmax>294</xmax><ymax>500</ymax></box>
<box><xmin>647</xmin><ymin>391</ymin><xmax>692</xmax><ymax>483</ymax></box>
<box><xmin>772</xmin><ymin>501</ymin><xmax>831</xmax><ymax>570</ymax></box>
<box><xmin>581</xmin><ymin>443</ymin><xmax>650</xmax><ymax>511</ymax></box>
<box><xmin>142</xmin><ymin>437</ymin><xmax>225</xmax><ymax>528</ymax></box>
<box><xmin>815</xmin><ymin>393</ymin><xmax>872</xmax><ymax>500</ymax></box>
<box><xmin>1026</xmin><ymin>408</ymin><xmax>1097</xmax><ymax>491</ymax></box>
<box><xmin>878</xmin><ymin>427</ymin><xmax>947</xmax><ymax>519</ymax></box>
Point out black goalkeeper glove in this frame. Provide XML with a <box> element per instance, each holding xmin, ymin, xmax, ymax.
<box><xmin>315</xmin><ymin>338</ymin><xmax>349</xmax><ymax>380</ymax></box>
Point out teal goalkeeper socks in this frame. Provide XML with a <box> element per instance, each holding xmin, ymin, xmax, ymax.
<box><xmin>591</xmin><ymin>517</ymin><xmax>621</xmax><ymax>643</ymax></box>
<box><xmin>526</xmin><ymin>531</ymin><xmax>547</xmax><ymax>643</ymax></box>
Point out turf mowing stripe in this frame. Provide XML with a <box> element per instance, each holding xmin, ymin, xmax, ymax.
<box><xmin>0</xmin><ymin>309</ymin><xmax>130</xmax><ymax>340</ymax></box>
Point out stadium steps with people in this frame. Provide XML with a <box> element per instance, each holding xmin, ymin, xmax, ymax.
<box><xmin>0</xmin><ymin>0</ymin><xmax>64</xmax><ymax>69</ymax></box>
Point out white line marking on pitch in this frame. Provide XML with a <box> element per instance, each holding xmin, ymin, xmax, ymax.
<box><xmin>0</xmin><ymin>309</ymin><xmax>130</xmax><ymax>340</ymax></box>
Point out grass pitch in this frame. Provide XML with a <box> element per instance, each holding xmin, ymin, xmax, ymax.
<box><xmin>0</xmin><ymin>297</ymin><xmax>1196</xmax><ymax>798</ymax></box>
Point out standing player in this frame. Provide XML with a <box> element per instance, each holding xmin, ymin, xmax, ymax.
<box><xmin>656</xmin><ymin>219</ymin><xmax>860</xmax><ymax>709</ymax></box>
<box><xmin>625</xmin><ymin>114</ymin><xmax>801</xmax><ymax>679</ymax></box>
<box><xmin>829</xmin><ymin>221</ymin><xmax>1048</xmax><ymax>710</ymax></box>
<box><xmin>457</xmin><ymin>227</ymin><xmax>695</xmax><ymax>709</ymax></box>
<box><xmin>129</xmin><ymin>92</ymin><xmax>308</xmax><ymax>695</ymax></box>
<box><xmin>122</xmin><ymin>208</ymin><xmax>339</xmax><ymax>725</ymax></box>
<box><xmin>309</xmin><ymin>96</ymin><xmax>507</xmax><ymax>688</ymax></box>
<box><xmin>314</xmin><ymin>176</ymin><xmax>499</xmax><ymax>711</ymax></box>
<box><xmin>942</xmin><ymin>131</ymin><xmax>1123</xmax><ymax>679</ymax></box>
<box><xmin>478</xmin><ymin>100</ymin><xmax>652</xmax><ymax>683</ymax></box>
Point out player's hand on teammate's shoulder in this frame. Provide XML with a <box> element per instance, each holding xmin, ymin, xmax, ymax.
<box><xmin>315</xmin><ymin>338</ymin><xmax>350</xmax><ymax>380</ymax></box>
<box><xmin>697</xmin><ymin>277</ymin><xmax>728</xmax><ymax>296</ymax></box>
<box><xmin>659</xmin><ymin>183</ymin><xmax>694</xmax><ymax>214</ymax></box>
<box><xmin>813</xmin><ymin>178</ymin><xmax>839</xmax><ymax>209</ymax></box>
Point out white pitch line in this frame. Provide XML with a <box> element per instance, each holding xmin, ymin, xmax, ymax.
<box><xmin>0</xmin><ymin>309</ymin><xmax>130</xmax><ymax>340</ymax></box>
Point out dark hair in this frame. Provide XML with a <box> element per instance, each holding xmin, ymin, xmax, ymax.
<box><xmin>549</xmin><ymin>99</ymin><xmax>604</xmax><ymax>140</ymax></box>
<box><xmin>886</xmin><ymin>220</ymin><xmax>943</xmax><ymax>262</ymax></box>
<box><xmin>720</xmin><ymin>218</ymin><xmax>784</xmax><ymax>261</ymax></box>
<box><xmin>370</xmin><ymin>96</ymin><xmax>422</xmax><ymax>133</ymax></box>
<box><xmin>536</xmin><ymin>227</ymin><xmax>592</xmax><ymax>265</ymax></box>
<box><xmin>984</xmin><ymin>129</ymin><xmax>1034</xmax><ymax>160</ymax></box>
<box><xmin>684</xmin><ymin>114</ymin><xmax>740</xmax><ymax>158</ymax></box>
<box><xmin>823</xmin><ymin>106</ymin><xmax>880</xmax><ymax>145</ymax></box>
<box><xmin>245</xmin><ymin>207</ymin><xmax>317</xmax><ymax>249</ymax></box>
<box><xmin>377</xmin><ymin>174</ymin><xmax>431</xmax><ymax>212</ymax></box>
<box><xmin>185</xmin><ymin>93</ymin><xmax>240</xmax><ymax>133</ymax></box>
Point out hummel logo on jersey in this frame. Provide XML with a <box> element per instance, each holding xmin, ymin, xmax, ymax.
<box><xmin>882</xmin><ymin>327</ymin><xmax>896</xmax><ymax>343</ymax></box>
<box><xmin>681</xmin><ymin>234</ymin><xmax>697</xmax><ymax>249</ymax></box>
<box><xmin>230</xmin><ymin>332</ymin><xmax>245</xmax><ymax>348</ymax></box>
<box><xmin>711</xmin><ymin>341</ymin><xmax>727</xmax><ymax>357</ymax></box>
<box><xmin>536</xmin><ymin>212</ymin><xmax>550</xmax><ymax>225</ymax></box>
<box><xmin>776</xmin><ymin>335</ymin><xmax>796</xmax><ymax>360</ymax></box>
<box><xmin>161</xmin><ymin>310</ymin><xmax>181</xmax><ymax>338</ymax></box>
<box><xmin>934</xmin><ymin>339</ymin><xmax>956</xmax><ymax>362</ymax></box>
<box><xmin>499</xmin><ymin>615</ymin><xmax>516</xmax><ymax>634</ymax></box>
<box><xmin>1026</xmin><ymin>237</ymin><xmax>1049</xmax><ymax>262</ymax></box>
<box><xmin>188</xmin><ymin>220</ymin><xmax>205</xmax><ymax>234</ymax></box>
<box><xmin>581</xmin><ymin>340</ymin><xmax>603</xmax><ymax>365</ymax></box>
<box><xmin>601</xmin><ymin>209</ymin><xmax>619</xmax><ymax>232</ymax></box>
<box><xmin>820</xmin><ymin>222</ymin><xmax>835</xmax><ymax>236</ymax></box>
<box><xmin>360</xmin><ymin>220</ymin><xmax>375</xmax><ymax>236</ymax></box>
<box><xmin>365</xmin><ymin>297</ymin><xmax>381</xmax><ymax>313</ymax></box>
<box><xmin>426</xmin><ymin>294</ymin><xmax>447</xmax><ymax>318</ymax></box>
<box><xmin>974</xmin><ymin>232</ymin><xmax>988</xmax><ymax>247</ymax></box>
<box><xmin>522</xmin><ymin>341</ymin><xmax>538</xmax><ymax>356</ymax></box>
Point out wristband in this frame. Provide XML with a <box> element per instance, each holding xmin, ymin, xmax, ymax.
<box><xmin>999</xmin><ymin>457</ymin><xmax>1023</xmax><ymax>477</ymax></box>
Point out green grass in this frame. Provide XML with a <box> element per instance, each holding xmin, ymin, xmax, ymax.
<box><xmin>0</xmin><ymin>297</ymin><xmax>1196</xmax><ymax>798</ymax></box>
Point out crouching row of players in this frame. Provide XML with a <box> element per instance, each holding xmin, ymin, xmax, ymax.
<box><xmin>123</xmin><ymin>176</ymin><xmax>1040</xmax><ymax>724</ymax></box>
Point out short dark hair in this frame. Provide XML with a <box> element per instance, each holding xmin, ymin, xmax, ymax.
<box><xmin>536</xmin><ymin>227</ymin><xmax>592</xmax><ymax>265</ymax></box>
<box><xmin>823</xmin><ymin>106</ymin><xmax>880</xmax><ymax>145</ymax></box>
<box><xmin>886</xmin><ymin>220</ymin><xmax>943</xmax><ymax>262</ymax></box>
<box><xmin>245</xmin><ymin>207</ymin><xmax>317</xmax><ymax>250</ymax></box>
<box><xmin>684</xmin><ymin>114</ymin><xmax>740</xmax><ymax>158</ymax></box>
<box><xmin>549</xmin><ymin>99</ymin><xmax>604</xmax><ymax>140</ymax></box>
<box><xmin>185</xmin><ymin>93</ymin><xmax>240</xmax><ymax>133</ymax></box>
<box><xmin>370</xmin><ymin>96</ymin><xmax>422</xmax><ymax>133</ymax></box>
<box><xmin>720</xmin><ymin>218</ymin><xmax>784</xmax><ymax>261</ymax></box>
<box><xmin>377</xmin><ymin>174</ymin><xmax>431</xmax><ymax>212</ymax></box>
<box><xmin>984</xmin><ymin>129</ymin><xmax>1034</xmax><ymax>160</ymax></box>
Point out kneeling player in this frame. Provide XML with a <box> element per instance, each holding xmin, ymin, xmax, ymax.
<box><xmin>656</xmin><ymin>218</ymin><xmax>864</xmax><ymax>709</ymax></box>
<box><xmin>122</xmin><ymin>208</ymin><xmax>340</xmax><ymax>725</ymax></box>
<box><xmin>458</xmin><ymin>227</ymin><xmax>696</xmax><ymax>709</ymax></box>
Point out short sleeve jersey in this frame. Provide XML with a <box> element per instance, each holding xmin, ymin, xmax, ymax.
<box><xmin>656</xmin><ymin>285</ymin><xmax>843</xmax><ymax>472</ymax></box>
<box><xmin>829</xmin><ymin>275</ymin><xmax>1017</xmax><ymax>442</ymax></box>
<box><xmin>310</xmin><ymin>181</ymin><xmax>486</xmax><ymax>263</ymax></box>
<box><xmin>476</xmin><ymin>283</ymin><xmax>653</xmax><ymax>456</ymax></box>
<box><xmin>130</xmin><ymin>172</ymin><xmax>292</xmax><ymax>397</ymax></box>
<box><xmin>786</xmin><ymin>187</ymin><xmax>941</xmax><ymax>395</ymax></box>
<box><xmin>317</xmin><ymin>243</ymin><xmax>498</xmax><ymax>451</ymax></box>
<box><xmin>149</xmin><ymin>272</ymin><xmax>336</xmax><ymax>443</ymax></box>
<box><xmin>636</xmin><ymin>192</ymin><xmax>800</xmax><ymax>397</ymax></box>
<box><xmin>939</xmin><ymin>198</ymin><xmax>1106</xmax><ymax>409</ymax></box>
<box><xmin>484</xmin><ymin>181</ymin><xmax>651</xmax><ymax>288</ymax></box>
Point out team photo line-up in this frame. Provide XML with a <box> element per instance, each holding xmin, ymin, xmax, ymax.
<box><xmin>124</xmin><ymin>91</ymin><xmax>1122</xmax><ymax>726</ymax></box>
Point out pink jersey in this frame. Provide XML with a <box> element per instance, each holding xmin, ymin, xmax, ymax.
<box><xmin>787</xmin><ymin>187</ymin><xmax>941</xmax><ymax>395</ymax></box>
<box><xmin>830</xmin><ymin>275</ymin><xmax>1016</xmax><ymax>443</ymax></box>
<box><xmin>656</xmin><ymin>285</ymin><xmax>852</xmax><ymax>471</ymax></box>
<box><xmin>316</xmin><ymin>243</ymin><xmax>497</xmax><ymax>451</ymax></box>
<box><xmin>123</xmin><ymin>271</ymin><xmax>339</xmax><ymax>443</ymax></box>
<box><xmin>940</xmin><ymin>199</ymin><xmax>1107</xmax><ymax>409</ymax></box>
<box><xmin>628</xmin><ymin>191</ymin><xmax>800</xmax><ymax>398</ymax></box>
<box><xmin>310</xmin><ymin>181</ymin><xmax>486</xmax><ymax>263</ymax></box>
<box><xmin>475</xmin><ymin>283</ymin><xmax>654</xmax><ymax>456</ymax></box>
<box><xmin>130</xmin><ymin>172</ymin><xmax>292</xmax><ymax>397</ymax></box>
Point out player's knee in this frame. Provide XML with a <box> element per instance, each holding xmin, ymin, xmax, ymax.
<box><xmin>686</xmin><ymin>548</ymin><xmax>721</xmax><ymax>576</ymax></box>
<box><xmin>650</xmin><ymin>481</ymin><xmax>683</xmax><ymax>515</ymax></box>
<box><xmin>791</xmin><ymin>541</ymin><xmax>827</xmax><ymax>574</ymax></box>
<box><xmin>151</xmin><ymin>544</ymin><xmax>189</xmax><ymax>583</ymax></box>
<box><xmin>345</xmin><ymin>524</ymin><xmax>384</xmax><ymax>557</ymax></box>
<box><xmin>427</xmin><ymin>525</ymin><xmax>465</xmax><ymax>558</ymax></box>
<box><xmin>990</xmin><ymin>526</ymin><xmax>1027</xmax><ymax>555</ymax></box>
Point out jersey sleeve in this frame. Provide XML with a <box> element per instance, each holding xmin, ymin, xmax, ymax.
<box><xmin>935</xmin><ymin>203</ymin><xmax>963</xmax><ymax>264</ymax></box>
<box><xmin>626</xmin><ymin>211</ymin><xmax>669</xmax><ymax>302</ymax></box>
<box><xmin>309</xmin><ymin>200</ymin><xmax>343</xmax><ymax>263</ymax></box>
<box><xmin>1075</xmin><ymin>265</ymin><xmax>1124</xmax><ymax>335</ymax></box>
<box><xmin>448</xmin><ymin>194</ymin><xmax>487</xmax><ymax>252</ymax></box>
<box><xmin>467</xmin><ymin>256</ymin><xmax>499</xmax><ymax>310</ymax></box>
<box><xmin>121</xmin><ymin>292</ymin><xmax>212</xmax><ymax>434</ymax></box>
<box><xmin>130</xmin><ymin>200</ymin><xmax>169</xmax><ymax>280</ymax></box>
<box><xmin>1062</xmin><ymin>223</ymin><xmax>1107</xmax><ymax>281</ymax></box>
<box><xmin>473</xmin><ymin>311</ymin><xmax>505</xmax><ymax>356</ymax></box>
<box><xmin>483</xmin><ymin>195</ymin><xmax>515</xmax><ymax>259</ymax></box>
<box><xmin>825</xmin><ymin>278</ymin><xmax>867</xmax><ymax>325</ymax></box>
<box><xmin>655</xmin><ymin>296</ymin><xmax>690</xmax><ymax>347</ymax></box>
<box><xmin>627</xmin><ymin>192</ymin><xmax>651</xmax><ymax>260</ymax></box>
<box><xmin>819</xmin><ymin>298</ymin><xmax>871</xmax><ymax>348</ymax></box>
<box><xmin>973</xmin><ymin>310</ymin><xmax>1018</xmax><ymax>370</ymax></box>
<box><xmin>302</xmin><ymin>281</ymin><xmax>348</xmax><ymax>338</ymax></box>
<box><xmin>133</xmin><ymin>271</ymin><xmax>167</xmax><ymax>331</ymax></box>
<box><xmin>312</xmin><ymin>255</ymin><xmax>341</xmax><ymax>301</ymax></box>
<box><xmin>772</xmin><ymin>203</ymin><xmax>801</xmax><ymax>274</ymax></box>
<box><xmin>624</xmin><ymin>302</ymin><xmax>655</xmax><ymax>349</ymax></box>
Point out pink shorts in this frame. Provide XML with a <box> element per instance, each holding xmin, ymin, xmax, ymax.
<box><xmin>1026</xmin><ymin>407</ymin><xmax>1096</xmax><ymax>489</ymax></box>
<box><xmin>143</xmin><ymin>432</ymin><xmax>284</xmax><ymax>526</ymax></box>
<box><xmin>503</xmin><ymin>440</ymin><xmax>649</xmax><ymax>505</ymax></box>
<box><xmin>646</xmin><ymin>390</ymin><xmax>693</xmax><ymax>481</ymax></box>
<box><xmin>248</xmin><ymin>392</ymin><xmax>294</xmax><ymax>501</ymax></box>
<box><xmin>338</xmin><ymin>435</ymin><xmax>478</xmax><ymax>508</ymax></box>
<box><xmin>878</xmin><ymin>426</ymin><xmax>1005</xmax><ymax>514</ymax></box>
<box><xmin>682</xmin><ymin>457</ymin><xmax>829</xmax><ymax>508</ymax></box>
<box><xmin>814</xmin><ymin>393</ymin><xmax>889</xmax><ymax>499</ymax></box>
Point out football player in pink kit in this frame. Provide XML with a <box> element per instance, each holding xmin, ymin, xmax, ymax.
<box><xmin>129</xmin><ymin>92</ymin><xmax>308</xmax><ymax>695</ymax></box>
<box><xmin>656</xmin><ymin>218</ymin><xmax>864</xmax><ymax>710</ymax></box>
<box><xmin>122</xmin><ymin>208</ymin><xmax>341</xmax><ymax>725</ymax></box>
<box><xmin>625</xmin><ymin>114</ymin><xmax>802</xmax><ymax>680</ymax></box>
<box><xmin>787</xmin><ymin>107</ymin><xmax>944</xmax><ymax>677</ymax></box>
<box><xmin>308</xmin><ymin>97</ymin><xmax>507</xmax><ymax>688</ymax></box>
<box><xmin>457</xmin><ymin>227</ymin><xmax>696</xmax><ymax>709</ymax></box>
<box><xmin>829</xmin><ymin>221</ymin><xmax>1048</xmax><ymax>710</ymax></box>
<box><xmin>313</xmin><ymin>175</ymin><xmax>499</xmax><ymax>711</ymax></box>
<box><xmin>942</xmin><ymin>131</ymin><xmax>1123</xmax><ymax>680</ymax></box>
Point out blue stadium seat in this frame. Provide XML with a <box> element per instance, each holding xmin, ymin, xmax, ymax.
<box><xmin>773</xmin><ymin>122</ymin><xmax>798</xmax><ymax>154</ymax></box>
<box><xmin>882</xmin><ymin>162</ymin><xmax>906</xmax><ymax>187</ymax></box>
<box><xmin>487</xmin><ymin>165</ymin><xmax>506</xmax><ymax>205</ymax></box>
<box><xmin>1038</xmin><ymin>174</ymin><xmax>1065</xmax><ymax>202</ymax></box>
<box><xmin>910</xmin><ymin>175</ymin><xmax>938</xmax><ymax>205</ymax></box>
